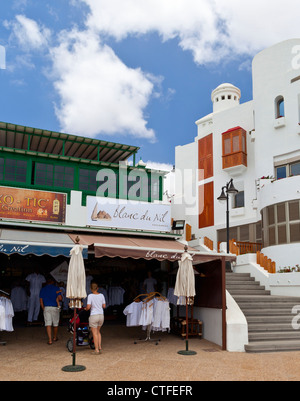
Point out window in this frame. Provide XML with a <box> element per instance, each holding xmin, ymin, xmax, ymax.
<box><xmin>0</xmin><ymin>158</ymin><xmax>4</xmax><ymax>181</ymax></box>
<box><xmin>217</xmin><ymin>222</ymin><xmax>261</xmax><ymax>245</ymax></box>
<box><xmin>79</xmin><ymin>169</ymin><xmax>97</xmax><ymax>192</ymax></box>
<box><xmin>4</xmin><ymin>158</ymin><xmax>27</xmax><ymax>183</ymax></box>
<box><xmin>275</xmin><ymin>160</ymin><xmax>300</xmax><ymax>179</ymax></box>
<box><xmin>222</xmin><ymin>127</ymin><xmax>247</xmax><ymax>169</ymax></box>
<box><xmin>276</xmin><ymin>165</ymin><xmax>287</xmax><ymax>179</ymax></box>
<box><xmin>262</xmin><ymin>200</ymin><xmax>300</xmax><ymax>246</ymax></box>
<box><xmin>291</xmin><ymin>162</ymin><xmax>300</xmax><ymax>176</ymax></box>
<box><xmin>234</xmin><ymin>191</ymin><xmax>245</xmax><ymax>208</ymax></box>
<box><xmin>35</xmin><ymin>162</ymin><xmax>74</xmax><ymax>189</ymax></box>
<box><xmin>275</xmin><ymin>96</ymin><xmax>285</xmax><ymax>118</ymax></box>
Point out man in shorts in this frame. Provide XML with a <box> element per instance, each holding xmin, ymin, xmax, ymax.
<box><xmin>39</xmin><ymin>277</ymin><xmax>62</xmax><ymax>345</ymax></box>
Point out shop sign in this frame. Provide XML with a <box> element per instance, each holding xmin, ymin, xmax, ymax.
<box><xmin>0</xmin><ymin>186</ymin><xmax>66</xmax><ymax>224</ymax></box>
<box><xmin>87</xmin><ymin>196</ymin><xmax>171</xmax><ymax>232</ymax></box>
<box><xmin>0</xmin><ymin>242</ymin><xmax>73</xmax><ymax>257</ymax></box>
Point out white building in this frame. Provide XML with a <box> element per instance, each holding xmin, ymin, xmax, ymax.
<box><xmin>173</xmin><ymin>39</ymin><xmax>300</xmax><ymax>271</ymax></box>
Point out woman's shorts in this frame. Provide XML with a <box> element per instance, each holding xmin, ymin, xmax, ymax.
<box><xmin>43</xmin><ymin>307</ymin><xmax>60</xmax><ymax>327</ymax></box>
<box><xmin>89</xmin><ymin>314</ymin><xmax>104</xmax><ymax>328</ymax></box>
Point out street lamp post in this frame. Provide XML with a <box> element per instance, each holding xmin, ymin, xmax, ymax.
<box><xmin>217</xmin><ymin>179</ymin><xmax>239</xmax><ymax>254</ymax></box>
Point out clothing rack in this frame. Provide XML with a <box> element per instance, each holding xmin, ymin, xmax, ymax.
<box><xmin>133</xmin><ymin>292</ymin><xmax>167</xmax><ymax>346</ymax></box>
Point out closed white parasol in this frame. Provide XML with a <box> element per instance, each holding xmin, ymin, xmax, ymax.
<box><xmin>174</xmin><ymin>245</ymin><xmax>197</xmax><ymax>355</ymax></box>
<box><xmin>174</xmin><ymin>250</ymin><xmax>195</xmax><ymax>303</ymax></box>
<box><xmin>66</xmin><ymin>244</ymin><xmax>87</xmax><ymax>307</ymax></box>
<box><xmin>62</xmin><ymin>238</ymin><xmax>87</xmax><ymax>372</ymax></box>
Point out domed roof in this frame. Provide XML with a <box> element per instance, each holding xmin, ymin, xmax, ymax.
<box><xmin>215</xmin><ymin>83</ymin><xmax>237</xmax><ymax>90</ymax></box>
<box><xmin>211</xmin><ymin>83</ymin><xmax>241</xmax><ymax>102</ymax></box>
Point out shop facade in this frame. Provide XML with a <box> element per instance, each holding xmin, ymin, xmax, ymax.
<box><xmin>0</xmin><ymin>120</ymin><xmax>234</xmax><ymax>350</ymax></box>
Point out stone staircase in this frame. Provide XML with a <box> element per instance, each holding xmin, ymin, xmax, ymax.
<box><xmin>226</xmin><ymin>272</ymin><xmax>300</xmax><ymax>353</ymax></box>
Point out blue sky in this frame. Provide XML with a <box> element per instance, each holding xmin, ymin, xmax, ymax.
<box><xmin>0</xmin><ymin>0</ymin><xmax>299</xmax><ymax>170</ymax></box>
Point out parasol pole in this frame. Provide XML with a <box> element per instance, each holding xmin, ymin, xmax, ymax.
<box><xmin>185</xmin><ymin>296</ymin><xmax>189</xmax><ymax>352</ymax></box>
<box><xmin>72</xmin><ymin>306</ymin><xmax>77</xmax><ymax>367</ymax></box>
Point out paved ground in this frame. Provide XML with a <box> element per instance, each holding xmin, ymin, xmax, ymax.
<box><xmin>1</xmin><ymin>322</ymin><xmax>300</xmax><ymax>382</ymax></box>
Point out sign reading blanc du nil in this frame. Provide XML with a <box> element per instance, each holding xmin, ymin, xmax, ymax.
<box><xmin>0</xmin><ymin>186</ymin><xmax>66</xmax><ymax>223</ymax></box>
<box><xmin>87</xmin><ymin>196</ymin><xmax>171</xmax><ymax>232</ymax></box>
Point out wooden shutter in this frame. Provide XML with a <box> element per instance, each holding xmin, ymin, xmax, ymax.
<box><xmin>199</xmin><ymin>181</ymin><xmax>214</xmax><ymax>228</ymax></box>
<box><xmin>198</xmin><ymin>134</ymin><xmax>213</xmax><ymax>180</ymax></box>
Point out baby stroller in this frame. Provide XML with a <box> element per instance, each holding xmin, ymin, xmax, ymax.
<box><xmin>66</xmin><ymin>309</ymin><xmax>94</xmax><ymax>353</ymax></box>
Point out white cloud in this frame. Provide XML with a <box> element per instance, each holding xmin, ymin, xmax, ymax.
<box><xmin>5</xmin><ymin>14</ymin><xmax>51</xmax><ymax>50</ymax></box>
<box><xmin>50</xmin><ymin>29</ymin><xmax>156</xmax><ymax>141</ymax></box>
<box><xmin>146</xmin><ymin>160</ymin><xmax>173</xmax><ymax>172</ymax></box>
<box><xmin>80</xmin><ymin>0</ymin><xmax>300</xmax><ymax>64</ymax></box>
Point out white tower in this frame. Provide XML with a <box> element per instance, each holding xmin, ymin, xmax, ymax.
<box><xmin>211</xmin><ymin>83</ymin><xmax>241</xmax><ymax>113</ymax></box>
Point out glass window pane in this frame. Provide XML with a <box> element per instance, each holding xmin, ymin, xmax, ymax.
<box><xmin>269</xmin><ymin>226</ymin><xmax>276</xmax><ymax>246</ymax></box>
<box><xmin>224</xmin><ymin>138</ymin><xmax>231</xmax><ymax>155</ymax></box>
<box><xmin>277</xmin><ymin>225</ymin><xmax>287</xmax><ymax>244</ymax></box>
<box><xmin>242</xmin><ymin>134</ymin><xmax>246</xmax><ymax>152</ymax></box>
<box><xmin>277</xmin><ymin>203</ymin><xmax>286</xmax><ymax>223</ymax></box>
<box><xmin>55</xmin><ymin>166</ymin><xmax>64</xmax><ymax>173</ymax></box>
<box><xmin>268</xmin><ymin>206</ymin><xmax>275</xmax><ymax>225</ymax></box>
<box><xmin>256</xmin><ymin>222</ymin><xmax>262</xmax><ymax>242</ymax></box>
<box><xmin>291</xmin><ymin>162</ymin><xmax>300</xmax><ymax>176</ymax></box>
<box><xmin>234</xmin><ymin>191</ymin><xmax>245</xmax><ymax>208</ymax></box>
<box><xmin>5</xmin><ymin>173</ymin><xmax>15</xmax><ymax>181</ymax></box>
<box><xmin>240</xmin><ymin>225</ymin><xmax>249</xmax><ymax>241</ymax></box>
<box><xmin>290</xmin><ymin>223</ymin><xmax>300</xmax><ymax>242</ymax></box>
<box><xmin>276</xmin><ymin>166</ymin><xmax>286</xmax><ymax>179</ymax></box>
<box><xmin>289</xmin><ymin>201</ymin><xmax>300</xmax><ymax>221</ymax></box>
<box><xmin>232</xmin><ymin>135</ymin><xmax>240</xmax><ymax>152</ymax></box>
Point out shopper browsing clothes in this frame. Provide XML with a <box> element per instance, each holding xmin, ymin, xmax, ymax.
<box><xmin>26</xmin><ymin>268</ymin><xmax>46</xmax><ymax>324</ymax></box>
<box><xmin>39</xmin><ymin>277</ymin><xmax>62</xmax><ymax>345</ymax></box>
<box><xmin>85</xmin><ymin>283</ymin><xmax>106</xmax><ymax>355</ymax></box>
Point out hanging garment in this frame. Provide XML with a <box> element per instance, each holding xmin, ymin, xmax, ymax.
<box><xmin>0</xmin><ymin>297</ymin><xmax>14</xmax><ymax>332</ymax></box>
<box><xmin>0</xmin><ymin>305</ymin><xmax>5</xmax><ymax>331</ymax></box>
<box><xmin>152</xmin><ymin>299</ymin><xmax>170</xmax><ymax>332</ymax></box>
<box><xmin>139</xmin><ymin>300</ymin><xmax>154</xmax><ymax>327</ymax></box>
<box><xmin>11</xmin><ymin>286</ymin><xmax>28</xmax><ymax>312</ymax></box>
<box><xmin>123</xmin><ymin>298</ymin><xmax>170</xmax><ymax>332</ymax></box>
<box><xmin>123</xmin><ymin>302</ymin><xmax>143</xmax><ymax>327</ymax></box>
<box><xmin>109</xmin><ymin>287</ymin><xmax>125</xmax><ymax>306</ymax></box>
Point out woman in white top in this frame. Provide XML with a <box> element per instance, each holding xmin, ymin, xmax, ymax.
<box><xmin>86</xmin><ymin>283</ymin><xmax>106</xmax><ymax>355</ymax></box>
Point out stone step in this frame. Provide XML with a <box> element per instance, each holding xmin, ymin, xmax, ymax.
<box><xmin>248</xmin><ymin>323</ymin><xmax>295</xmax><ymax>332</ymax></box>
<box><xmin>227</xmin><ymin>283</ymin><xmax>264</xmax><ymax>290</ymax></box>
<box><xmin>243</xmin><ymin>309</ymin><xmax>293</xmax><ymax>316</ymax></box>
<box><xmin>226</xmin><ymin>273</ymin><xmax>300</xmax><ymax>353</ymax></box>
<box><xmin>245</xmin><ymin>340</ymin><xmax>300</xmax><ymax>353</ymax></box>
<box><xmin>226</xmin><ymin>275</ymin><xmax>255</xmax><ymax>282</ymax></box>
<box><xmin>229</xmin><ymin>289</ymin><xmax>271</xmax><ymax>296</ymax></box>
<box><xmin>246</xmin><ymin>315</ymin><xmax>294</xmax><ymax>324</ymax></box>
<box><xmin>248</xmin><ymin>331</ymin><xmax>300</xmax><ymax>342</ymax></box>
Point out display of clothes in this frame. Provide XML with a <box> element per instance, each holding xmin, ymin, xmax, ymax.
<box><xmin>0</xmin><ymin>296</ymin><xmax>14</xmax><ymax>332</ymax></box>
<box><xmin>108</xmin><ymin>286</ymin><xmax>125</xmax><ymax>306</ymax></box>
<box><xmin>123</xmin><ymin>297</ymin><xmax>170</xmax><ymax>332</ymax></box>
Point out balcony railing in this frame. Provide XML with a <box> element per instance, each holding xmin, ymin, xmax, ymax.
<box><xmin>228</xmin><ymin>239</ymin><xmax>263</xmax><ymax>255</ymax></box>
